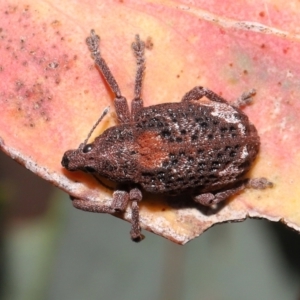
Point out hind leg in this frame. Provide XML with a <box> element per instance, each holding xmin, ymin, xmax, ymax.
<box><xmin>181</xmin><ymin>86</ymin><xmax>228</xmax><ymax>104</ymax></box>
<box><xmin>181</xmin><ymin>86</ymin><xmax>256</xmax><ymax>107</ymax></box>
<box><xmin>194</xmin><ymin>177</ymin><xmax>272</xmax><ymax>206</ymax></box>
<box><xmin>194</xmin><ymin>182</ymin><xmax>247</xmax><ymax>206</ymax></box>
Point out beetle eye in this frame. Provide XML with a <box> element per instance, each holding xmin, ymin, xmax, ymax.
<box><xmin>83</xmin><ymin>144</ymin><xmax>93</xmax><ymax>153</ymax></box>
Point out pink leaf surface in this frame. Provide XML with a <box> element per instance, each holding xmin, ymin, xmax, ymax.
<box><xmin>1</xmin><ymin>0</ymin><xmax>300</xmax><ymax>244</ymax></box>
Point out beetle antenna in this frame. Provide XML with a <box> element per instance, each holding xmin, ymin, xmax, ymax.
<box><xmin>80</xmin><ymin>106</ymin><xmax>110</xmax><ymax>148</ymax></box>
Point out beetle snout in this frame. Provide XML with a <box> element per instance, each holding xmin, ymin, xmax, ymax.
<box><xmin>62</xmin><ymin>149</ymin><xmax>91</xmax><ymax>172</ymax></box>
<box><xmin>61</xmin><ymin>153</ymin><xmax>70</xmax><ymax>169</ymax></box>
<box><xmin>61</xmin><ymin>150</ymin><xmax>79</xmax><ymax>171</ymax></box>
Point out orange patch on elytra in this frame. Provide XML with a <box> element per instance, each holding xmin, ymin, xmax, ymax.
<box><xmin>136</xmin><ymin>131</ymin><xmax>169</xmax><ymax>169</ymax></box>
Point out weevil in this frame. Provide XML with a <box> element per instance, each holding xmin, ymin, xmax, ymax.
<box><xmin>62</xmin><ymin>30</ymin><xmax>272</xmax><ymax>242</ymax></box>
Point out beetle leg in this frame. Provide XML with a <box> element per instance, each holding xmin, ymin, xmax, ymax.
<box><xmin>129</xmin><ymin>188</ymin><xmax>144</xmax><ymax>242</ymax></box>
<box><xmin>72</xmin><ymin>187</ymin><xmax>146</xmax><ymax>242</ymax></box>
<box><xmin>86</xmin><ymin>30</ymin><xmax>130</xmax><ymax>123</ymax></box>
<box><xmin>131</xmin><ymin>35</ymin><xmax>145</xmax><ymax>118</ymax></box>
<box><xmin>182</xmin><ymin>86</ymin><xmax>257</xmax><ymax>108</ymax></box>
<box><xmin>194</xmin><ymin>177</ymin><xmax>273</xmax><ymax>206</ymax></box>
<box><xmin>114</xmin><ymin>96</ymin><xmax>131</xmax><ymax>123</ymax></box>
<box><xmin>72</xmin><ymin>190</ymin><xmax>129</xmax><ymax>214</ymax></box>
<box><xmin>193</xmin><ymin>182</ymin><xmax>247</xmax><ymax>206</ymax></box>
<box><xmin>232</xmin><ymin>89</ymin><xmax>256</xmax><ymax>108</ymax></box>
<box><xmin>246</xmin><ymin>177</ymin><xmax>273</xmax><ymax>189</ymax></box>
<box><xmin>181</xmin><ymin>86</ymin><xmax>229</xmax><ymax>104</ymax></box>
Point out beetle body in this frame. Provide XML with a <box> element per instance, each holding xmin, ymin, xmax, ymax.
<box><xmin>61</xmin><ymin>30</ymin><xmax>270</xmax><ymax>242</ymax></box>
<box><xmin>64</xmin><ymin>101</ymin><xmax>259</xmax><ymax>196</ymax></box>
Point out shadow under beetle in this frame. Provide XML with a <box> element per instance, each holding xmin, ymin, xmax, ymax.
<box><xmin>62</xmin><ymin>30</ymin><xmax>272</xmax><ymax>242</ymax></box>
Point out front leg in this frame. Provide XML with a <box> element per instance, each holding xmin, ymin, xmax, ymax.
<box><xmin>129</xmin><ymin>188</ymin><xmax>144</xmax><ymax>242</ymax></box>
<box><xmin>131</xmin><ymin>35</ymin><xmax>145</xmax><ymax>118</ymax></box>
<box><xmin>72</xmin><ymin>190</ymin><xmax>129</xmax><ymax>213</ymax></box>
<box><xmin>72</xmin><ymin>188</ymin><xmax>145</xmax><ymax>242</ymax></box>
<box><xmin>86</xmin><ymin>30</ymin><xmax>130</xmax><ymax>123</ymax></box>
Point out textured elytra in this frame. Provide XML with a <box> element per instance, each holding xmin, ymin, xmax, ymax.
<box><xmin>134</xmin><ymin>102</ymin><xmax>259</xmax><ymax>194</ymax></box>
<box><xmin>62</xmin><ymin>30</ymin><xmax>270</xmax><ymax>242</ymax></box>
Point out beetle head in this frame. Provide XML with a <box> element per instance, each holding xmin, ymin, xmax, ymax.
<box><xmin>61</xmin><ymin>142</ymin><xmax>99</xmax><ymax>173</ymax></box>
<box><xmin>62</xmin><ymin>107</ymin><xmax>110</xmax><ymax>173</ymax></box>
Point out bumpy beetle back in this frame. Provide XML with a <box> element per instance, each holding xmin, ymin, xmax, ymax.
<box><xmin>132</xmin><ymin>101</ymin><xmax>259</xmax><ymax>194</ymax></box>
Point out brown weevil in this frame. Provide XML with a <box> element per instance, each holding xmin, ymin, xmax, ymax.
<box><xmin>62</xmin><ymin>30</ymin><xmax>272</xmax><ymax>242</ymax></box>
